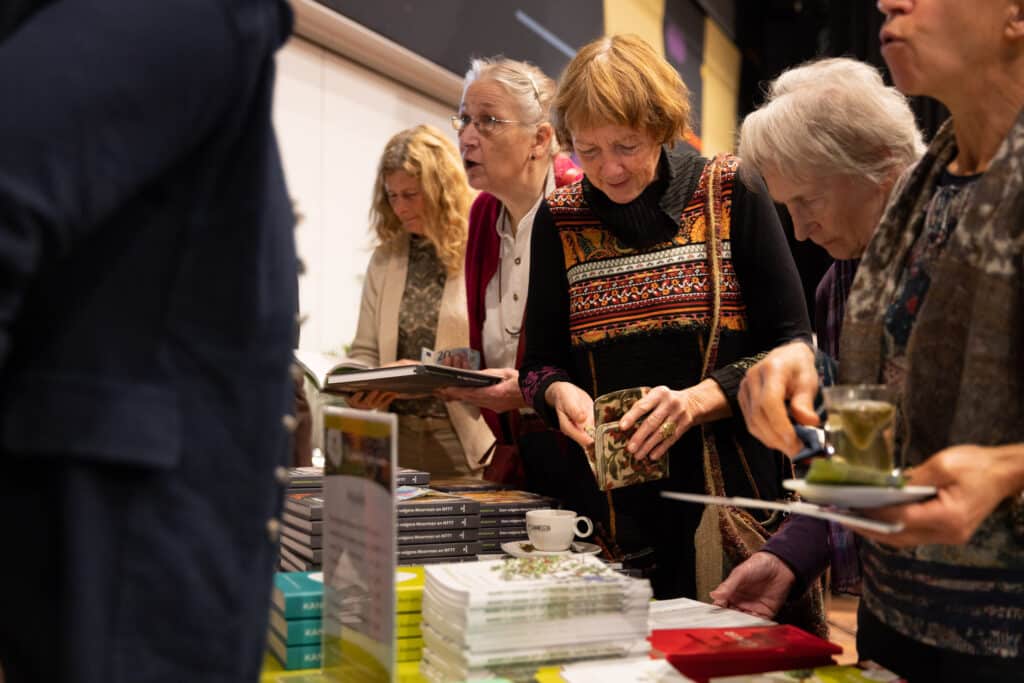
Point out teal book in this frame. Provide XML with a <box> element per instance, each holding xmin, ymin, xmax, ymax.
<box><xmin>268</xmin><ymin>608</ymin><xmax>322</xmax><ymax>646</ymax></box>
<box><xmin>267</xmin><ymin>628</ymin><xmax>321</xmax><ymax>670</ymax></box>
<box><xmin>272</xmin><ymin>571</ymin><xmax>323</xmax><ymax>619</ymax></box>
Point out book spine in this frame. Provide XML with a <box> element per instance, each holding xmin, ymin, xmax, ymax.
<box><xmin>397</xmin><ymin>542</ymin><xmax>481</xmax><ymax>559</ymax></box>
<box><xmin>477</xmin><ymin>527</ymin><xmax>528</xmax><ymax>539</ymax></box>
<box><xmin>280</xmin><ymin>525</ymin><xmax>322</xmax><ymax>549</ymax></box>
<box><xmin>396</xmin><ymin>515</ymin><xmax>480</xmax><ymax>531</ymax></box>
<box><xmin>280</xmin><ymin>536</ymin><xmax>322</xmax><ymax>563</ymax></box>
<box><xmin>395</xmin><ymin>612</ymin><xmax>422</xmax><ymax>627</ymax></box>
<box><xmin>396</xmin><ymin>623</ymin><xmax>421</xmax><ymax>639</ymax></box>
<box><xmin>269</xmin><ymin>611</ymin><xmax>322</xmax><ymax>646</ymax></box>
<box><xmin>282</xmin><ymin>514</ymin><xmax>323</xmax><ymax>535</ymax></box>
<box><xmin>283</xmin><ymin>501</ymin><xmax>322</xmax><ymax>521</ymax></box>
<box><xmin>272</xmin><ymin>589</ymin><xmax>323</xmax><ymax>619</ymax></box>
<box><xmin>396</xmin><ymin>473</ymin><xmax>430</xmax><ymax>486</ymax></box>
<box><xmin>479</xmin><ymin>503</ymin><xmax>548</xmax><ymax>516</ymax></box>
<box><xmin>397</xmin><ymin>501</ymin><xmax>481</xmax><ymax>517</ymax></box>
<box><xmin>270</xmin><ymin>640</ymin><xmax>322</xmax><ymax>670</ymax></box>
<box><xmin>397</xmin><ymin>528</ymin><xmax>479</xmax><ymax>545</ymax></box>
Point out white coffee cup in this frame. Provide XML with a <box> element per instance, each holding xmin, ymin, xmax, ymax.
<box><xmin>525</xmin><ymin>508</ymin><xmax>594</xmax><ymax>552</ymax></box>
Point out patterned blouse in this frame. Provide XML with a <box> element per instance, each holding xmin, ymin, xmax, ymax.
<box><xmin>391</xmin><ymin>235</ymin><xmax>447</xmax><ymax>418</ymax></box>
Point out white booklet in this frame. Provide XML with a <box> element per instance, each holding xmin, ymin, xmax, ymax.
<box><xmin>660</xmin><ymin>491</ymin><xmax>904</xmax><ymax>534</ymax></box>
<box><xmin>293</xmin><ymin>349</ymin><xmax>369</xmax><ymax>390</ymax></box>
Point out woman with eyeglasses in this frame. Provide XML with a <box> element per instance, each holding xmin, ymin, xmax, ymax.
<box><xmin>346</xmin><ymin>124</ymin><xmax>494</xmax><ymax>476</ymax></box>
<box><xmin>518</xmin><ymin>35</ymin><xmax>812</xmax><ymax>602</ymax></box>
<box><xmin>438</xmin><ymin>57</ymin><xmax>590</xmax><ymax>499</ymax></box>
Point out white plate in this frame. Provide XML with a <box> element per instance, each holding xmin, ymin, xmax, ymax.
<box><xmin>783</xmin><ymin>478</ymin><xmax>936</xmax><ymax>509</ymax></box>
<box><xmin>500</xmin><ymin>541</ymin><xmax>602</xmax><ymax>558</ymax></box>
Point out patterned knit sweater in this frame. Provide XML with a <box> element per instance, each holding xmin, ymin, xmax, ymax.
<box><xmin>518</xmin><ymin>145</ymin><xmax>811</xmax><ymax>598</ymax></box>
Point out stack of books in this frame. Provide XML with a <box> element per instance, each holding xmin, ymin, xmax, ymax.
<box><xmin>455</xmin><ymin>490</ymin><xmax>555</xmax><ymax>555</ymax></box>
<box><xmin>281</xmin><ymin>491</ymin><xmax>324</xmax><ymax>572</ymax></box>
<box><xmin>396</xmin><ymin>566</ymin><xmax>427</xmax><ymax>665</ymax></box>
<box><xmin>278</xmin><ymin>467</ymin><xmax>432</xmax><ymax>572</ymax></box>
<box><xmin>397</xmin><ymin>490</ymin><xmax>482</xmax><ymax>565</ymax></box>
<box><xmin>268</xmin><ymin>571</ymin><xmax>324</xmax><ymax>670</ymax></box>
<box><xmin>418</xmin><ymin>555</ymin><xmax>653</xmax><ymax>682</ymax></box>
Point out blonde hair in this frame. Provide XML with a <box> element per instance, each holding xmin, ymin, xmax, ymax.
<box><xmin>369</xmin><ymin>125</ymin><xmax>474</xmax><ymax>273</ymax></box>
<box><xmin>463</xmin><ymin>56</ymin><xmax>560</xmax><ymax>156</ymax></box>
<box><xmin>552</xmin><ymin>34</ymin><xmax>690</xmax><ymax>148</ymax></box>
<box><xmin>739</xmin><ymin>58</ymin><xmax>924</xmax><ymax>185</ymax></box>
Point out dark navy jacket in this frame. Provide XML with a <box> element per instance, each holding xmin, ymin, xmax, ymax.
<box><xmin>0</xmin><ymin>1</ymin><xmax>297</xmax><ymax>680</ymax></box>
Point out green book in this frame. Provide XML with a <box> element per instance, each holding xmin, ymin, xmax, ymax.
<box><xmin>268</xmin><ymin>608</ymin><xmax>322</xmax><ymax>646</ymax></box>
<box><xmin>272</xmin><ymin>571</ymin><xmax>323</xmax><ymax>619</ymax></box>
<box><xmin>267</xmin><ymin>628</ymin><xmax>321</xmax><ymax>670</ymax></box>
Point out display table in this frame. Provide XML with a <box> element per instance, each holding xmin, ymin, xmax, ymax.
<box><xmin>260</xmin><ymin>652</ymin><xmax>427</xmax><ymax>683</ymax></box>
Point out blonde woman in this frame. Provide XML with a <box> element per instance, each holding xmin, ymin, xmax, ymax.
<box><xmin>347</xmin><ymin>124</ymin><xmax>494</xmax><ymax>475</ymax></box>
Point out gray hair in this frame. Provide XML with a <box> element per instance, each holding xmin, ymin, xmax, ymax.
<box><xmin>463</xmin><ymin>56</ymin><xmax>560</xmax><ymax>156</ymax></box>
<box><xmin>739</xmin><ymin>58</ymin><xmax>924</xmax><ymax>186</ymax></box>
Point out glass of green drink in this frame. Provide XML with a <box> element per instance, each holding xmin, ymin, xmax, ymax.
<box><xmin>817</xmin><ymin>384</ymin><xmax>898</xmax><ymax>485</ymax></box>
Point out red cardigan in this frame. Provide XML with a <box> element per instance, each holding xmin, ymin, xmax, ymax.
<box><xmin>463</xmin><ymin>155</ymin><xmax>581</xmax><ymax>438</ymax></box>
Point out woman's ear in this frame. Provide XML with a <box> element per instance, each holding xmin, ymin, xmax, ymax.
<box><xmin>1007</xmin><ymin>2</ymin><xmax>1024</xmax><ymax>40</ymax></box>
<box><xmin>533</xmin><ymin>122</ymin><xmax>555</xmax><ymax>158</ymax></box>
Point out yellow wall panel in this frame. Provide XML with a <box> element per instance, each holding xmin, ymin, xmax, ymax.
<box><xmin>700</xmin><ymin>16</ymin><xmax>740</xmax><ymax>156</ymax></box>
<box><xmin>603</xmin><ymin>0</ymin><xmax>665</xmax><ymax>56</ymax></box>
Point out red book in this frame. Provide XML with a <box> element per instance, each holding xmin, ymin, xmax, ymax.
<box><xmin>649</xmin><ymin>624</ymin><xmax>843</xmax><ymax>683</ymax></box>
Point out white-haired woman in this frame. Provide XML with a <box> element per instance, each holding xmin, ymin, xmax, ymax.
<box><xmin>711</xmin><ymin>57</ymin><xmax>924</xmax><ymax>620</ymax></box>
<box><xmin>440</xmin><ymin>57</ymin><xmax>587</xmax><ymax>497</ymax></box>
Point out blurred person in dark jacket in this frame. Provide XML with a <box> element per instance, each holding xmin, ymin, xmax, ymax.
<box><xmin>0</xmin><ymin>1</ymin><xmax>298</xmax><ymax>681</ymax></box>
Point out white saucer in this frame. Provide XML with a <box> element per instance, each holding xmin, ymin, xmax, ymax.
<box><xmin>500</xmin><ymin>541</ymin><xmax>602</xmax><ymax>558</ymax></box>
<box><xmin>784</xmin><ymin>478</ymin><xmax>936</xmax><ymax>509</ymax></box>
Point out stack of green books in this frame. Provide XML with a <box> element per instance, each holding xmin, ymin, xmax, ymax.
<box><xmin>396</xmin><ymin>566</ymin><xmax>426</xmax><ymax>664</ymax></box>
<box><xmin>268</xmin><ymin>571</ymin><xmax>324</xmax><ymax>670</ymax></box>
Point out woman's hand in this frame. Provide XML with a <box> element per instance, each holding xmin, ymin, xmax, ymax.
<box><xmin>544</xmin><ymin>381</ymin><xmax>595</xmax><ymax>450</ymax></box>
<box><xmin>436</xmin><ymin>367</ymin><xmax>526</xmax><ymax>413</ymax></box>
<box><xmin>710</xmin><ymin>551</ymin><xmax>796</xmax><ymax>619</ymax></box>
<box><xmin>346</xmin><ymin>390</ymin><xmax>397</xmax><ymax>411</ymax></box>
<box><xmin>856</xmin><ymin>444</ymin><xmax>1024</xmax><ymax>547</ymax></box>
<box><xmin>618</xmin><ymin>379</ymin><xmax>730</xmax><ymax>462</ymax></box>
<box><xmin>738</xmin><ymin>341</ymin><xmax>819</xmax><ymax>457</ymax></box>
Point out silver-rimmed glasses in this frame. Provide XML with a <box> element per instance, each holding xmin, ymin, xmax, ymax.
<box><xmin>450</xmin><ymin>114</ymin><xmax>530</xmax><ymax>135</ymax></box>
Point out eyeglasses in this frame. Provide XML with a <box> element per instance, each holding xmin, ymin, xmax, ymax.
<box><xmin>450</xmin><ymin>114</ymin><xmax>530</xmax><ymax>135</ymax></box>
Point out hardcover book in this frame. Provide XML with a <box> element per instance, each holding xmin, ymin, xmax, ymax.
<box><xmin>650</xmin><ymin>625</ymin><xmax>842</xmax><ymax>683</ymax></box>
<box><xmin>267</xmin><ymin>628</ymin><xmax>321</xmax><ymax>670</ymax></box>
<box><xmin>397</xmin><ymin>528</ymin><xmax>479</xmax><ymax>545</ymax></box>
<box><xmin>280</xmin><ymin>523</ymin><xmax>321</xmax><ymax>549</ymax></box>
<box><xmin>397</xmin><ymin>541</ymin><xmax>481</xmax><ymax>560</ymax></box>
<box><xmin>396</xmin><ymin>467</ymin><xmax>431</xmax><ymax>487</ymax></box>
<box><xmin>272</xmin><ymin>571</ymin><xmax>323</xmax><ymax>619</ymax></box>
<box><xmin>283</xmin><ymin>492</ymin><xmax>323</xmax><ymax>521</ymax></box>
<box><xmin>269</xmin><ymin>610</ymin><xmax>322</xmax><ymax>646</ymax></box>
<box><xmin>286</xmin><ymin>466</ymin><xmax>323</xmax><ymax>490</ymax></box>
<box><xmin>279</xmin><ymin>546</ymin><xmax>318</xmax><ymax>572</ymax></box>
<box><xmin>454</xmin><ymin>490</ymin><xmax>556</xmax><ymax>516</ymax></box>
<box><xmin>428</xmin><ymin>476</ymin><xmax>505</xmax><ymax>493</ymax></box>
<box><xmin>478</xmin><ymin>515</ymin><xmax>533</xmax><ymax>527</ymax></box>
<box><xmin>282</xmin><ymin>512</ymin><xmax>322</xmax><ymax>535</ymax></box>
<box><xmin>396</xmin><ymin>514</ymin><xmax>481</xmax><ymax>531</ymax></box>
<box><xmin>280</xmin><ymin>535</ymin><xmax>321</xmax><ymax>564</ymax></box>
<box><xmin>323</xmin><ymin>363</ymin><xmax>500</xmax><ymax>394</ymax></box>
<box><xmin>397</xmin><ymin>490</ymin><xmax>480</xmax><ymax>517</ymax></box>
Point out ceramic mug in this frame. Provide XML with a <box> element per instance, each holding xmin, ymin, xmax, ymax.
<box><xmin>525</xmin><ymin>508</ymin><xmax>594</xmax><ymax>551</ymax></box>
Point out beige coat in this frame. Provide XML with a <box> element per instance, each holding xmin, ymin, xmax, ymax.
<box><xmin>348</xmin><ymin>234</ymin><xmax>496</xmax><ymax>470</ymax></box>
